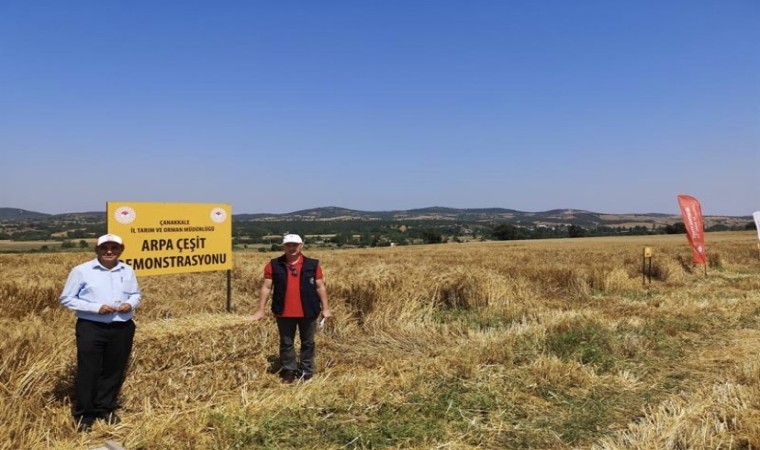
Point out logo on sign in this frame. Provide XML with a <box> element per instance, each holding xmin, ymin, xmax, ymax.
<box><xmin>114</xmin><ymin>206</ymin><xmax>137</xmax><ymax>224</ymax></box>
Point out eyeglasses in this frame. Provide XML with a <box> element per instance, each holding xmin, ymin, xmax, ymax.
<box><xmin>288</xmin><ymin>265</ymin><xmax>298</xmax><ymax>276</ymax></box>
<box><xmin>98</xmin><ymin>245</ymin><xmax>121</xmax><ymax>252</ymax></box>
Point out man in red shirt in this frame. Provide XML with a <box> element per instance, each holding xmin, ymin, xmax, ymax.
<box><xmin>251</xmin><ymin>233</ymin><xmax>331</xmax><ymax>383</ymax></box>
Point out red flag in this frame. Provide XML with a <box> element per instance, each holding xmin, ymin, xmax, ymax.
<box><xmin>677</xmin><ymin>195</ymin><xmax>707</xmax><ymax>265</ymax></box>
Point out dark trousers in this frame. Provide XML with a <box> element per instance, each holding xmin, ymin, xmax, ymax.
<box><xmin>275</xmin><ymin>317</ymin><xmax>317</xmax><ymax>375</ymax></box>
<box><xmin>73</xmin><ymin>319</ymin><xmax>135</xmax><ymax>419</ymax></box>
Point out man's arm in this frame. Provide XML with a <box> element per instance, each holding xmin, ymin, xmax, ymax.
<box><xmin>122</xmin><ymin>267</ymin><xmax>141</xmax><ymax>312</ymax></box>
<box><xmin>251</xmin><ymin>278</ymin><xmax>273</xmax><ymax>320</ymax></box>
<box><xmin>316</xmin><ymin>279</ymin><xmax>331</xmax><ymax>319</ymax></box>
<box><xmin>59</xmin><ymin>268</ymin><xmax>109</xmax><ymax>314</ymax></box>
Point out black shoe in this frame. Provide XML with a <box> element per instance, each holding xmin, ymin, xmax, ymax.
<box><xmin>76</xmin><ymin>416</ymin><xmax>95</xmax><ymax>433</ymax></box>
<box><xmin>300</xmin><ymin>373</ymin><xmax>314</xmax><ymax>382</ymax></box>
<box><xmin>98</xmin><ymin>412</ymin><xmax>121</xmax><ymax>425</ymax></box>
<box><xmin>280</xmin><ymin>369</ymin><xmax>296</xmax><ymax>384</ymax></box>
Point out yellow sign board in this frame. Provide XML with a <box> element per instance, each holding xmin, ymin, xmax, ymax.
<box><xmin>643</xmin><ymin>247</ymin><xmax>653</xmax><ymax>258</ymax></box>
<box><xmin>107</xmin><ymin>202</ymin><xmax>232</xmax><ymax>276</ymax></box>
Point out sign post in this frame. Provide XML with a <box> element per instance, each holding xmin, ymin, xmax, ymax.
<box><xmin>642</xmin><ymin>246</ymin><xmax>653</xmax><ymax>284</ymax></box>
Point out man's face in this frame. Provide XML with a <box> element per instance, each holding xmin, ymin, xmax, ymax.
<box><xmin>283</xmin><ymin>242</ymin><xmax>302</xmax><ymax>256</ymax></box>
<box><xmin>96</xmin><ymin>243</ymin><xmax>124</xmax><ymax>267</ymax></box>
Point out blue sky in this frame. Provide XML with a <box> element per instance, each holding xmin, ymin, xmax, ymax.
<box><xmin>1</xmin><ymin>1</ymin><xmax>758</xmax><ymax>216</ymax></box>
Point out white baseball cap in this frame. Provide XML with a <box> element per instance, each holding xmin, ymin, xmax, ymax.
<box><xmin>282</xmin><ymin>234</ymin><xmax>303</xmax><ymax>244</ymax></box>
<box><xmin>97</xmin><ymin>234</ymin><xmax>123</xmax><ymax>246</ymax></box>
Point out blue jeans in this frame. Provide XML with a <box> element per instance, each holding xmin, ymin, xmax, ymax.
<box><xmin>275</xmin><ymin>317</ymin><xmax>317</xmax><ymax>375</ymax></box>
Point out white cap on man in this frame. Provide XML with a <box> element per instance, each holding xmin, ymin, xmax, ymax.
<box><xmin>97</xmin><ymin>234</ymin><xmax>124</xmax><ymax>246</ymax></box>
<box><xmin>282</xmin><ymin>234</ymin><xmax>303</xmax><ymax>244</ymax></box>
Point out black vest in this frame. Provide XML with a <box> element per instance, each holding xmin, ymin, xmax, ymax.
<box><xmin>270</xmin><ymin>255</ymin><xmax>321</xmax><ymax>317</ymax></box>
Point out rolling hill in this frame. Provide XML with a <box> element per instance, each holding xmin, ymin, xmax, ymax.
<box><xmin>3</xmin><ymin>206</ymin><xmax>749</xmax><ymax>229</ymax></box>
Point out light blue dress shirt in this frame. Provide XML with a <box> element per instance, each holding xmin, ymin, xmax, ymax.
<box><xmin>59</xmin><ymin>258</ymin><xmax>141</xmax><ymax>323</ymax></box>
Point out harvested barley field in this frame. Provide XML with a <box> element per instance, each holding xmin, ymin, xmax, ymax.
<box><xmin>2</xmin><ymin>231</ymin><xmax>760</xmax><ymax>449</ymax></box>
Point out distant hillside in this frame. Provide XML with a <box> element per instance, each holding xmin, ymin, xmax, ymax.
<box><xmin>0</xmin><ymin>208</ymin><xmax>50</xmax><ymax>220</ymax></box>
<box><xmin>1</xmin><ymin>206</ymin><xmax>751</xmax><ymax>228</ymax></box>
<box><xmin>51</xmin><ymin>211</ymin><xmax>106</xmax><ymax>220</ymax></box>
<box><xmin>234</xmin><ymin>206</ymin><xmax>749</xmax><ymax>229</ymax></box>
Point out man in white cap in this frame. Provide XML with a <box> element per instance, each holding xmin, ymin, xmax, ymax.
<box><xmin>59</xmin><ymin>234</ymin><xmax>141</xmax><ymax>431</ymax></box>
<box><xmin>252</xmin><ymin>233</ymin><xmax>331</xmax><ymax>383</ymax></box>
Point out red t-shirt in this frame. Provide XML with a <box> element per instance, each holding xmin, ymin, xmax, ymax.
<box><xmin>264</xmin><ymin>257</ymin><xmax>323</xmax><ymax>317</ymax></box>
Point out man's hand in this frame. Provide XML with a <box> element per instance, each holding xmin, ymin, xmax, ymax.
<box><xmin>98</xmin><ymin>303</ymin><xmax>133</xmax><ymax>314</ymax></box>
<box><xmin>98</xmin><ymin>304</ymin><xmax>116</xmax><ymax>314</ymax></box>
<box><xmin>250</xmin><ymin>310</ymin><xmax>266</xmax><ymax>321</ymax></box>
